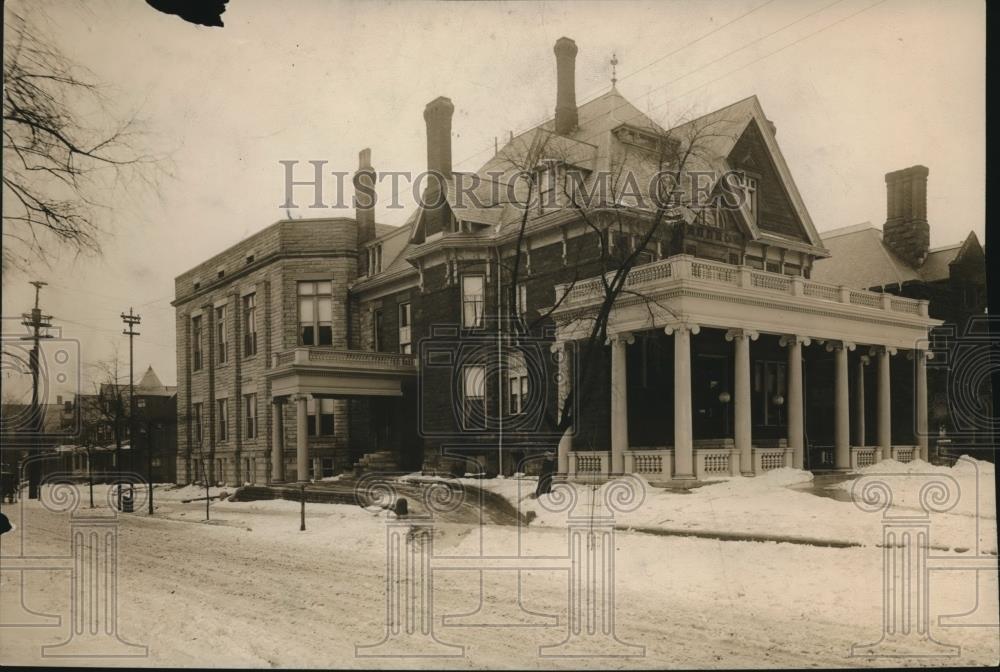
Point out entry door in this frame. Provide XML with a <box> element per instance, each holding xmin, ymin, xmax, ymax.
<box><xmin>693</xmin><ymin>354</ymin><xmax>730</xmax><ymax>440</ymax></box>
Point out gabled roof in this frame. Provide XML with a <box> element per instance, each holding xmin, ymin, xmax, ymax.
<box><xmin>812</xmin><ymin>222</ymin><xmax>920</xmax><ymax>288</ymax></box>
<box><xmin>813</xmin><ymin>223</ymin><xmax>981</xmax><ymax>289</ymax></box>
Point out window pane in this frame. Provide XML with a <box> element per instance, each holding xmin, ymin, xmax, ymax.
<box><xmin>318</xmin><ymin>325</ymin><xmax>332</xmax><ymax>345</ymax></box>
<box><xmin>320</xmin><ymin>414</ymin><xmax>334</xmax><ymax>435</ymax></box>
<box><xmin>464</xmin><ymin>366</ymin><xmax>485</xmax><ymax>398</ymax></box>
<box><xmin>299</xmin><ymin>297</ymin><xmax>314</xmax><ymax>322</ymax></box>
<box><xmin>317</xmin><ymin>297</ymin><xmax>332</xmax><ymax>322</ymax></box>
<box><xmin>298</xmin><ymin>282</ymin><xmax>314</xmax><ymax>295</ymax></box>
<box><xmin>463</xmin><ymin>275</ymin><xmax>484</xmax><ymax>295</ymax></box>
<box><xmin>301</xmin><ymin>326</ymin><xmax>314</xmax><ymax>346</ymax></box>
<box><xmin>316</xmin><ymin>281</ymin><xmax>331</xmax><ymax>294</ymax></box>
<box><xmin>321</xmin><ymin>399</ymin><xmax>334</xmax><ymax>413</ymax></box>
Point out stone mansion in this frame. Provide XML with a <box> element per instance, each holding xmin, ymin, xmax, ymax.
<box><xmin>172</xmin><ymin>37</ymin><xmax>940</xmax><ymax>486</ymax></box>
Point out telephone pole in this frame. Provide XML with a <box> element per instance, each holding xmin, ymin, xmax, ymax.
<box><xmin>121</xmin><ymin>308</ymin><xmax>141</xmax><ymax>512</ymax></box>
<box><xmin>21</xmin><ymin>281</ymin><xmax>52</xmax><ymax>500</ymax></box>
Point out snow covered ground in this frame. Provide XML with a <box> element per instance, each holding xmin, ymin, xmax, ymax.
<box><xmin>1</xmin><ymin>461</ymin><xmax>997</xmax><ymax>668</ymax></box>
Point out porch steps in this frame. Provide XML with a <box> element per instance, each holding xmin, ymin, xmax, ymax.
<box><xmin>352</xmin><ymin>450</ymin><xmax>400</xmax><ymax>475</ymax></box>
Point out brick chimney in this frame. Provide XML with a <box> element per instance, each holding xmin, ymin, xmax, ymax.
<box><xmin>423</xmin><ymin>96</ymin><xmax>454</xmax><ymax>179</ymax></box>
<box><xmin>353</xmin><ymin>148</ymin><xmax>376</xmax><ymax>246</ymax></box>
<box><xmin>554</xmin><ymin>37</ymin><xmax>578</xmax><ymax>135</ymax></box>
<box><xmin>883</xmin><ymin>165</ymin><xmax>930</xmax><ymax>267</ymax></box>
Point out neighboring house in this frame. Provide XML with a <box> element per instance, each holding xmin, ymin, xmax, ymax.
<box><xmin>174</xmin><ymin>37</ymin><xmax>940</xmax><ymax>485</ymax></box>
<box><xmin>813</xmin><ymin>167</ymin><xmax>989</xmax><ymax>456</ymax></box>
<box><xmin>66</xmin><ymin>366</ymin><xmax>179</xmax><ymax>483</ymax></box>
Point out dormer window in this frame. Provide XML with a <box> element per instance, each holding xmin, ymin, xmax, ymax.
<box><xmin>366</xmin><ymin>244</ymin><xmax>383</xmax><ymax>275</ymax></box>
<box><xmin>537</xmin><ymin>161</ymin><xmax>561</xmax><ymax>214</ymax></box>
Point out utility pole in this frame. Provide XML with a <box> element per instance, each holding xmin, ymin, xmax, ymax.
<box><xmin>121</xmin><ymin>308</ymin><xmax>141</xmax><ymax>513</ymax></box>
<box><xmin>21</xmin><ymin>281</ymin><xmax>52</xmax><ymax>500</ymax></box>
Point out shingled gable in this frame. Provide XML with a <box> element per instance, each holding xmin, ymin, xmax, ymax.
<box><xmin>402</xmin><ymin>89</ymin><xmax>827</xmax><ymax>259</ymax></box>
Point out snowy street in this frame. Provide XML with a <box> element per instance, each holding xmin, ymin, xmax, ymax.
<box><xmin>1</xmin><ymin>462</ymin><xmax>998</xmax><ymax>668</ymax></box>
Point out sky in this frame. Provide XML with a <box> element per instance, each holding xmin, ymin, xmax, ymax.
<box><xmin>0</xmin><ymin>0</ymin><xmax>985</xmax><ymax>403</ymax></box>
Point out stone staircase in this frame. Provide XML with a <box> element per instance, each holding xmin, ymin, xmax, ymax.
<box><xmin>352</xmin><ymin>450</ymin><xmax>400</xmax><ymax>475</ymax></box>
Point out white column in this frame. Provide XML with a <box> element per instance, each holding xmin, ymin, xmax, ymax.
<box><xmin>782</xmin><ymin>335</ymin><xmax>808</xmax><ymax>470</ymax></box>
<box><xmin>271</xmin><ymin>399</ymin><xmax>285</xmax><ymax>483</ymax></box>
<box><xmin>915</xmin><ymin>349</ymin><xmax>929</xmax><ymax>461</ymax></box>
<box><xmin>830</xmin><ymin>341</ymin><xmax>852</xmax><ymax>469</ymax></box>
<box><xmin>726</xmin><ymin>329</ymin><xmax>757</xmax><ymax>475</ymax></box>
<box><xmin>553</xmin><ymin>341</ymin><xmax>573</xmax><ymax>475</ymax></box>
<box><xmin>877</xmin><ymin>347</ymin><xmax>893</xmax><ymax>458</ymax></box>
<box><xmin>667</xmin><ymin>324</ymin><xmax>698</xmax><ymax>479</ymax></box>
<box><xmin>854</xmin><ymin>355</ymin><xmax>868</xmax><ymax>447</ymax></box>
<box><xmin>295</xmin><ymin>395</ymin><xmax>309</xmax><ymax>482</ymax></box>
<box><xmin>609</xmin><ymin>332</ymin><xmax>633</xmax><ymax>475</ymax></box>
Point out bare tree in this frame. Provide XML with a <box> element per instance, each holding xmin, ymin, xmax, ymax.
<box><xmin>489</xmin><ymin>110</ymin><xmax>741</xmax><ymax>465</ymax></box>
<box><xmin>2</xmin><ymin>5</ymin><xmax>161</xmax><ymax>272</ymax></box>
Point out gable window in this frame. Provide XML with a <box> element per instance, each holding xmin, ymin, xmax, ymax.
<box><xmin>398</xmin><ymin>302</ymin><xmax>411</xmax><ymax>354</ymax></box>
<box><xmin>216</xmin><ymin>305</ymin><xmax>228</xmax><ymax>364</ymax></box>
<box><xmin>298</xmin><ymin>281</ymin><xmax>333</xmax><ymax>346</ymax></box>
<box><xmin>367</xmin><ymin>244</ymin><xmax>383</xmax><ymax>275</ymax></box>
<box><xmin>243</xmin><ymin>393</ymin><xmax>257</xmax><ymax>439</ymax></box>
<box><xmin>739</xmin><ymin>173</ymin><xmax>758</xmax><ymax>224</ymax></box>
<box><xmin>462</xmin><ymin>365</ymin><xmax>487</xmax><ymax>430</ymax></box>
<box><xmin>508</xmin><ymin>352</ymin><xmax>529</xmax><ymax>416</ymax></box>
<box><xmin>462</xmin><ymin>275</ymin><xmax>485</xmax><ymax>328</ymax></box>
<box><xmin>538</xmin><ymin>162</ymin><xmax>560</xmax><ymax>213</ymax></box>
<box><xmin>307</xmin><ymin>398</ymin><xmax>335</xmax><ymax>436</ymax></box>
<box><xmin>243</xmin><ymin>293</ymin><xmax>257</xmax><ymax>357</ymax></box>
<box><xmin>217</xmin><ymin>398</ymin><xmax>228</xmax><ymax>442</ymax></box>
<box><xmin>191</xmin><ymin>316</ymin><xmax>203</xmax><ymax>371</ymax></box>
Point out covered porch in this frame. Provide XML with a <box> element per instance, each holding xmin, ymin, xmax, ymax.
<box><xmin>266</xmin><ymin>348</ymin><xmax>417</xmax><ymax>482</ymax></box>
<box><xmin>551</xmin><ymin>254</ymin><xmax>940</xmax><ymax>483</ymax></box>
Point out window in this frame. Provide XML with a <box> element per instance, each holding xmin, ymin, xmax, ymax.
<box><xmin>516</xmin><ymin>283</ymin><xmax>527</xmax><ymax>317</ymax></box>
<box><xmin>322</xmin><ymin>458</ymin><xmax>334</xmax><ymax>478</ymax></box>
<box><xmin>462</xmin><ymin>275</ymin><xmax>485</xmax><ymax>328</ymax></box>
<box><xmin>244</xmin><ymin>458</ymin><xmax>252</xmax><ymax>484</ymax></box>
<box><xmin>307</xmin><ymin>398</ymin><xmax>335</xmax><ymax>436</ymax></box>
<box><xmin>754</xmin><ymin>361</ymin><xmax>786</xmax><ymax>426</ymax></box>
<box><xmin>246</xmin><ymin>254</ymin><xmax>255</xmax><ymax>265</ymax></box>
<box><xmin>373</xmin><ymin>309</ymin><xmax>383</xmax><ymax>352</ymax></box>
<box><xmin>298</xmin><ymin>281</ymin><xmax>333</xmax><ymax>346</ymax></box>
<box><xmin>508</xmin><ymin>352</ymin><xmax>529</xmax><ymax>415</ymax></box>
<box><xmin>244</xmin><ymin>393</ymin><xmax>257</xmax><ymax>439</ymax></box>
<box><xmin>192</xmin><ymin>403</ymin><xmax>203</xmax><ymax>445</ymax></box>
<box><xmin>217</xmin><ymin>398</ymin><xmax>228</xmax><ymax>442</ymax></box>
<box><xmin>462</xmin><ymin>365</ymin><xmax>486</xmax><ymax>429</ymax></box>
<box><xmin>398</xmin><ymin>302</ymin><xmax>411</xmax><ymax>354</ymax></box>
<box><xmin>538</xmin><ymin>163</ymin><xmax>560</xmax><ymax>213</ymax></box>
<box><xmin>243</xmin><ymin>293</ymin><xmax>257</xmax><ymax>357</ymax></box>
<box><xmin>217</xmin><ymin>269</ymin><xmax>225</xmax><ymax>279</ymax></box>
<box><xmin>367</xmin><ymin>244</ymin><xmax>383</xmax><ymax>275</ymax></box>
<box><xmin>740</xmin><ymin>174</ymin><xmax>758</xmax><ymax>223</ymax></box>
<box><xmin>192</xmin><ymin>316</ymin><xmax>203</xmax><ymax>371</ymax></box>
<box><xmin>216</xmin><ymin>305</ymin><xmax>227</xmax><ymax>364</ymax></box>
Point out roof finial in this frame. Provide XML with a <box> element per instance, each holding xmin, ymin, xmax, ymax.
<box><xmin>610</xmin><ymin>52</ymin><xmax>619</xmax><ymax>88</ymax></box>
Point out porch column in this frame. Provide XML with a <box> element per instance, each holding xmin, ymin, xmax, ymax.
<box><xmin>781</xmin><ymin>335</ymin><xmax>808</xmax><ymax>469</ymax></box>
<box><xmin>726</xmin><ymin>329</ymin><xmax>757</xmax><ymax>475</ymax></box>
<box><xmin>609</xmin><ymin>332</ymin><xmax>634</xmax><ymax>475</ymax></box>
<box><xmin>854</xmin><ymin>355</ymin><xmax>869</xmax><ymax>446</ymax></box>
<box><xmin>666</xmin><ymin>323</ymin><xmax>699</xmax><ymax>480</ymax></box>
<box><xmin>829</xmin><ymin>341</ymin><xmax>853</xmax><ymax>469</ymax></box>
<box><xmin>295</xmin><ymin>394</ymin><xmax>309</xmax><ymax>482</ymax></box>
<box><xmin>271</xmin><ymin>399</ymin><xmax>285</xmax><ymax>483</ymax></box>
<box><xmin>876</xmin><ymin>346</ymin><xmax>894</xmax><ymax>459</ymax></box>
<box><xmin>552</xmin><ymin>341</ymin><xmax>573</xmax><ymax>474</ymax></box>
<box><xmin>915</xmin><ymin>349</ymin><xmax>929</xmax><ymax>461</ymax></box>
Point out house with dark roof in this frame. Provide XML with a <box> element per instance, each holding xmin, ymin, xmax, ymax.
<box><xmin>174</xmin><ymin>37</ymin><xmax>942</xmax><ymax>486</ymax></box>
<box><xmin>813</xmin><ymin>167</ymin><xmax>989</xmax><ymax>454</ymax></box>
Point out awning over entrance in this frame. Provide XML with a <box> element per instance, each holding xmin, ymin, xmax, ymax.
<box><xmin>266</xmin><ymin>348</ymin><xmax>417</xmax><ymax>398</ymax></box>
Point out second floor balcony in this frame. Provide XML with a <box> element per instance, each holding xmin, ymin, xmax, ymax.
<box><xmin>268</xmin><ymin>348</ymin><xmax>417</xmax><ymax>399</ymax></box>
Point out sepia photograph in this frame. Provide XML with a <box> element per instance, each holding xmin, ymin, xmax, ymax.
<box><xmin>1</xmin><ymin>0</ymin><xmax>996</xmax><ymax>668</ymax></box>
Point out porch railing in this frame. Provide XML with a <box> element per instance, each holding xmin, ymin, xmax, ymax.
<box><xmin>850</xmin><ymin>446</ymin><xmax>880</xmax><ymax>470</ymax></box>
<box><xmin>891</xmin><ymin>445</ymin><xmax>917</xmax><ymax>463</ymax></box>
<box><xmin>271</xmin><ymin>347</ymin><xmax>417</xmax><ymax>371</ymax></box>
<box><xmin>623</xmin><ymin>448</ymin><xmax>673</xmax><ymax>481</ymax></box>
<box><xmin>753</xmin><ymin>447</ymin><xmax>791</xmax><ymax>472</ymax></box>
<box><xmin>568</xmin><ymin>451</ymin><xmax>610</xmax><ymax>479</ymax></box>
<box><xmin>555</xmin><ymin>254</ymin><xmax>928</xmax><ymax>317</ymax></box>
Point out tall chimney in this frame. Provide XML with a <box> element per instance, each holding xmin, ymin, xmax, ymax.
<box><xmin>423</xmin><ymin>96</ymin><xmax>454</xmax><ymax>179</ymax></box>
<box><xmin>883</xmin><ymin>165</ymin><xmax>930</xmax><ymax>268</ymax></box>
<box><xmin>353</xmin><ymin>148</ymin><xmax>376</xmax><ymax>246</ymax></box>
<box><xmin>554</xmin><ymin>37</ymin><xmax>578</xmax><ymax>135</ymax></box>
